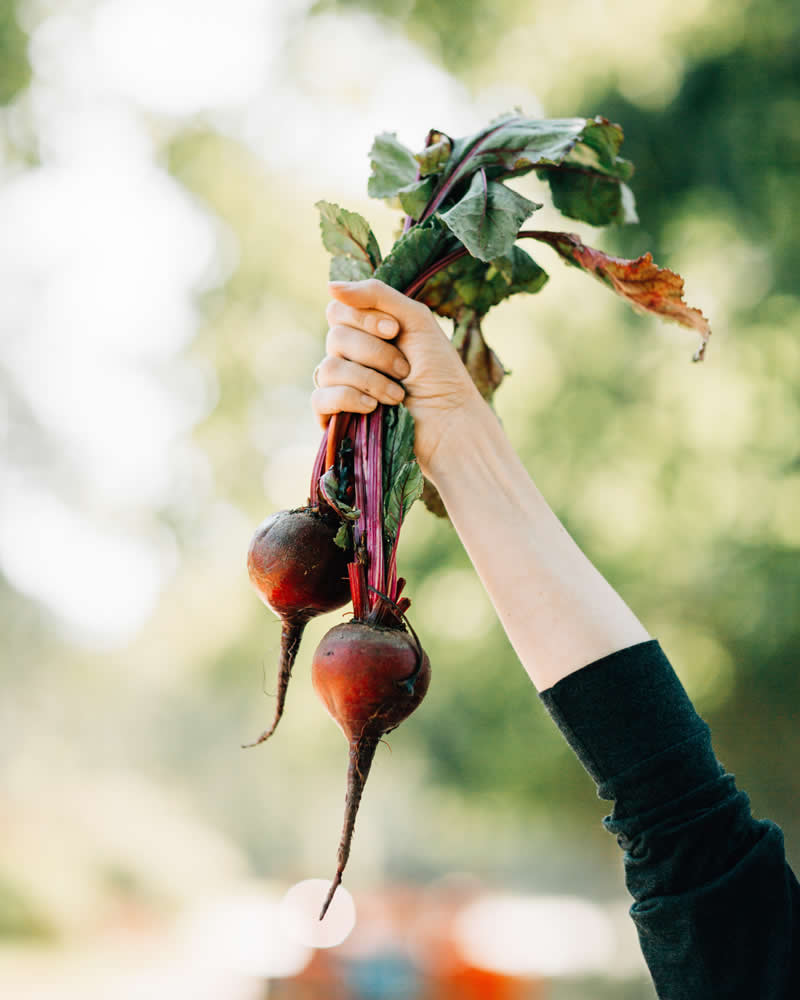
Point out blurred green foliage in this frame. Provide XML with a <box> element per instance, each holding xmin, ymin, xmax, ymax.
<box><xmin>301</xmin><ymin>0</ymin><xmax>800</xmax><ymax>867</ymax></box>
<box><xmin>0</xmin><ymin>0</ymin><xmax>30</xmax><ymax>105</ymax></box>
<box><xmin>1</xmin><ymin>0</ymin><xmax>800</xmax><ymax>961</ymax></box>
<box><xmin>311</xmin><ymin>0</ymin><xmax>520</xmax><ymax>73</ymax></box>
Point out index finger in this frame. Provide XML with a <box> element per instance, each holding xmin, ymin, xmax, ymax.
<box><xmin>328</xmin><ymin>278</ymin><xmax>426</xmax><ymax>324</ymax></box>
<box><xmin>325</xmin><ymin>299</ymin><xmax>399</xmax><ymax>339</ymax></box>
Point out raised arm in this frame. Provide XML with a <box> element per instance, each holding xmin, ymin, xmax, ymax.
<box><xmin>313</xmin><ymin>278</ymin><xmax>649</xmax><ymax>691</ymax></box>
<box><xmin>312</xmin><ymin>278</ymin><xmax>800</xmax><ymax>998</ymax></box>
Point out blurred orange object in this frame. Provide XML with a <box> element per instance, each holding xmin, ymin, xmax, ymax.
<box><xmin>431</xmin><ymin>961</ymin><xmax>545</xmax><ymax>1000</ymax></box>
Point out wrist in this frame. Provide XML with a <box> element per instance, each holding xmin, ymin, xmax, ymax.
<box><xmin>421</xmin><ymin>390</ymin><xmax>494</xmax><ymax>485</ymax></box>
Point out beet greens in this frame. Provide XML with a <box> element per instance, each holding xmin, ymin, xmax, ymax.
<box><xmin>317</xmin><ymin>112</ymin><xmax>710</xmax><ymax>511</ymax></box>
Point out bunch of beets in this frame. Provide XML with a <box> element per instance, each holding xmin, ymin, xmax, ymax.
<box><xmin>244</xmin><ymin>113</ymin><xmax>710</xmax><ymax>919</ymax></box>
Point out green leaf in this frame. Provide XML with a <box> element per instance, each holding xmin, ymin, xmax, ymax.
<box><xmin>382</xmin><ymin>404</ymin><xmax>416</xmax><ymax>491</ymax></box>
<box><xmin>438</xmin><ymin>172</ymin><xmax>540</xmax><ymax>261</ymax></box>
<box><xmin>397</xmin><ymin>176</ymin><xmax>436</xmax><ymax>220</ymax></box>
<box><xmin>373</xmin><ymin>218</ymin><xmax>455</xmax><ymax>293</ymax></box>
<box><xmin>316</xmin><ymin>200</ymin><xmax>382</xmax><ymax>272</ymax></box>
<box><xmin>382</xmin><ymin>405</ymin><xmax>423</xmax><ymax>545</ymax></box>
<box><xmin>367</xmin><ymin>132</ymin><xmax>419</xmax><ymax>199</ymax></box>
<box><xmin>416</xmin><ymin>245</ymin><xmax>547</xmax><ymax>319</ymax></box>
<box><xmin>545</xmin><ymin>170</ymin><xmax>630</xmax><ymax>226</ymax></box>
<box><xmin>384</xmin><ymin>460</ymin><xmax>424</xmax><ymax>542</ymax></box>
<box><xmin>318</xmin><ymin>469</ymin><xmax>361</xmax><ymax>521</ymax></box>
<box><xmin>333</xmin><ymin>522</ymin><xmax>351</xmax><ymax>550</ymax></box>
<box><xmin>561</xmin><ymin>120</ymin><xmax>631</xmax><ymax>176</ymax></box>
<box><xmin>424</xmin><ymin>116</ymin><xmax>635</xmax><ymax>229</ymax></box>
<box><xmin>441</xmin><ymin>117</ymin><xmax>602</xmax><ymax>187</ymax></box>
<box><xmin>501</xmin><ymin>244</ymin><xmax>550</xmax><ymax>296</ymax></box>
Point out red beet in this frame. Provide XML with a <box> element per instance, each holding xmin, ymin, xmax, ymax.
<box><xmin>244</xmin><ymin>507</ymin><xmax>351</xmax><ymax>746</ymax></box>
<box><xmin>312</xmin><ymin>619</ymin><xmax>431</xmax><ymax>919</ymax></box>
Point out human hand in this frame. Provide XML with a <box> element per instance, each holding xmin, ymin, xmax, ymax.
<box><xmin>311</xmin><ymin>279</ymin><xmax>483</xmax><ymax>478</ymax></box>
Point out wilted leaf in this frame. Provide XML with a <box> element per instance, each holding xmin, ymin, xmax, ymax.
<box><xmin>421</xmin><ymin>478</ymin><xmax>448</xmax><ymax>519</ymax></box>
<box><xmin>367</xmin><ymin>132</ymin><xmax>419</xmax><ymax>199</ymax></box>
<box><xmin>452</xmin><ymin>310</ymin><xmax>507</xmax><ymax>403</ymax></box>
<box><xmin>438</xmin><ymin>171</ymin><xmax>540</xmax><ymax>261</ymax></box>
<box><xmin>527</xmin><ymin>231</ymin><xmax>711</xmax><ymax>359</ymax></box>
<box><xmin>415</xmin><ymin>131</ymin><xmax>452</xmax><ymax>177</ymax></box>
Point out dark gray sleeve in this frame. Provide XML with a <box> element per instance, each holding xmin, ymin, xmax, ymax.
<box><xmin>540</xmin><ymin>640</ymin><xmax>800</xmax><ymax>999</ymax></box>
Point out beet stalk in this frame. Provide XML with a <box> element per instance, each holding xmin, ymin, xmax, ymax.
<box><xmin>312</xmin><ymin>405</ymin><xmax>429</xmax><ymax>920</ymax></box>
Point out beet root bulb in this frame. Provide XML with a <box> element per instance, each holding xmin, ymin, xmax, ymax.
<box><xmin>312</xmin><ymin>620</ymin><xmax>431</xmax><ymax>918</ymax></box>
<box><xmin>244</xmin><ymin>508</ymin><xmax>351</xmax><ymax>747</ymax></box>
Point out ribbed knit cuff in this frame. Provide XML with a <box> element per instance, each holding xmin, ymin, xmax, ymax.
<box><xmin>539</xmin><ymin>640</ymin><xmax>722</xmax><ymax>811</ymax></box>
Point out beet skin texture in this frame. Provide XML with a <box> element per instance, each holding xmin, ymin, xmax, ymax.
<box><xmin>244</xmin><ymin>507</ymin><xmax>351</xmax><ymax>747</ymax></box>
<box><xmin>312</xmin><ymin>619</ymin><xmax>431</xmax><ymax>921</ymax></box>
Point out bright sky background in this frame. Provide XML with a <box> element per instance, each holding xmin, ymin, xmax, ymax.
<box><xmin>0</xmin><ymin>0</ymin><xmax>540</xmax><ymax>644</ymax></box>
<box><xmin>0</xmin><ymin>0</ymin><xmax>732</xmax><ymax>645</ymax></box>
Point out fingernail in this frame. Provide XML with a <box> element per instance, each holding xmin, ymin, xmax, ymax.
<box><xmin>378</xmin><ymin>319</ymin><xmax>398</xmax><ymax>335</ymax></box>
<box><xmin>361</xmin><ymin>394</ymin><xmax>376</xmax><ymax>408</ymax></box>
<box><xmin>393</xmin><ymin>358</ymin><xmax>410</xmax><ymax>378</ymax></box>
<box><xmin>329</xmin><ymin>281</ymin><xmax>349</xmax><ymax>287</ymax></box>
<box><xmin>387</xmin><ymin>383</ymin><xmax>404</xmax><ymax>401</ymax></box>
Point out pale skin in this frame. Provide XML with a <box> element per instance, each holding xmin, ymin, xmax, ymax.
<box><xmin>313</xmin><ymin>279</ymin><xmax>650</xmax><ymax>691</ymax></box>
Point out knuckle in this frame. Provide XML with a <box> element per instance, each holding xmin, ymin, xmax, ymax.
<box><xmin>364</xmin><ymin>368</ymin><xmax>384</xmax><ymax>395</ymax></box>
<box><xmin>326</xmin><ymin>324</ymin><xmax>348</xmax><ymax>354</ymax></box>
<box><xmin>325</xmin><ymin>300</ymin><xmax>338</xmax><ymax>324</ymax></box>
<box><xmin>311</xmin><ymin>387</ymin><xmax>332</xmax><ymax>414</ymax></box>
<box><xmin>380</xmin><ymin>342</ymin><xmax>400</xmax><ymax>370</ymax></box>
<box><xmin>347</xmin><ymin>386</ymin><xmax>369</xmax><ymax>410</ymax></box>
<box><xmin>317</xmin><ymin>356</ymin><xmax>335</xmax><ymax>381</ymax></box>
<box><xmin>411</xmin><ymin>298</ymin><xmax>431</xmax><ymax>319</ymax></box>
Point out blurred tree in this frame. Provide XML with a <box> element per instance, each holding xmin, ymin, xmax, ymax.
<box><xmin>0</xmin><ymin>0</ymin><xmax>30</xmax><ymax>105</ymax></box>
<box><xmin>310</xmin><ymin>0</ymin><xmax>519</xmax><ymax>74</ymax></box>
<box><xmin>301</xmin><ymin>0</ymin><xmax>800</xmax><ymax>866</ymax></box>
<box><xmin>2</xmin><ymin>0</ymin><xmax>799</xmax><ymax>953</ymax></box>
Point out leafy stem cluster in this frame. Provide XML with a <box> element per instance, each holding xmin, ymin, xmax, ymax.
<box><xmin>315</xmin><ymin>112</ymin><xmax>711</xmax><ymax>530</ymax></box>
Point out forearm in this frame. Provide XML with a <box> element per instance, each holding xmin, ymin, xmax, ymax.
<box><xmin>426</xmin><ymin>394</ymin><xmax>650</xmax><ymax>690</ymax></box>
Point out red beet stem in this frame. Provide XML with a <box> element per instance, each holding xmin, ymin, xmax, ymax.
<box><xmin>325</xmin><ymin>414</ymin><xmax>340</xmax><ymax>472</ymax></box>
<box><xmin>348</xmin><ymin>562</ymin><xmax>369</xmax><ymax>620</ymax></box>
<box><xmin>309</xmin><ymin>427</ymin><xmax>329</xmax><ymax>505</ymax></box>
<box><xmin>353</xmin><ymin>415</ymin><xmax>368</xmax><ymax>549</ymax></box>
<box><xmin>242</xmin><ymin>618</ymin><xmax>306</xmax><ymax>748</ymax></box>
<box><xmin>365</xmin><ymin>405</ymin><xmax>385</xmax><ymax>604</ymax></box>
<box><xmin>319</xmin><ymin>734</ymin><xmax>379</xmax><ymax>921</ymax></box>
